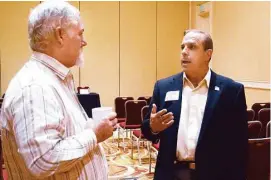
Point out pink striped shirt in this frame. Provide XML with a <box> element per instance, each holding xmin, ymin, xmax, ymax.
<box><xmin>0</xmin><ymin>52</ymin><xmax>108</xmax><ymax>180</ymax></box>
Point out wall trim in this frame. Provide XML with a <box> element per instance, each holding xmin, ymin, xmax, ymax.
<box><xmin>238</xmin><ymin>80</ymin><xmax>270</xmax><ymax>90</ymax></box>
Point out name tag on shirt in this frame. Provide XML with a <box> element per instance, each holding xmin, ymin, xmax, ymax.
<box><xmin>165</xmin><ymin>91</ymin><xmax>179</xmax><ymax>101</ymax></box>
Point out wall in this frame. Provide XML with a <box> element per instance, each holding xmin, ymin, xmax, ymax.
<box><xmin>0</xmin><ymin>1</ymin><xmax>189</xmax><ymax>107</ymax></box>
<box><xmin>191</xmin><ymin>1</ymin><xmax>270</xmax><ymax>107</ymax></box>
<box><xmin>0</xmin><ymin>2</ymin><xmax>39</xmax><ymax>95</ymax></box>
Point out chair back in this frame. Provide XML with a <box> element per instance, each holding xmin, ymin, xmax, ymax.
<box><xmin>125</xmin><ymin>100</ymin><xmax>147</xmax><ymax>126</ymax></box>
<box><xmin>141</xmin><ymin>105</ymin><xmax>149</xmax><ymax>121</ymax></box>
<box><xmin>266</xmin><ymin>121</ymin><xmax>270</xmax><ymax>137</ymax></box>
<box><xmin>247</xmin><ymin>109</ymin><xmax>255</xmax><ymax>122</ymax></box>
<box><xmin>137</xmin><ymin>96</ymin><xmax>152</xmax><ymax>105</ymax></box>
<box><xmin>248</xmin><ymin>121</ymin><xmax>262</xmax><ymax>139</ymax></box>
<box><xmin>251</xmin><ymin>103</ymin><xmax>270</xmax><ymax>120</ymax></box>
<box><xmin>114</xmin><ymin>97</ymin><xmax>134</xmax><ymax>118</ymax></box>
<box><xmin>258</xmin><ymin>108</ymin><xmax>271</xmax><ymax>137</ymax></box>
<box><xmin>247</xmin><ymin>138</ymin><xmax>270</xmax><ymax>180</ymax></box>
<box><xmin>152</xmin><ymin>142</ymin><xmax>160</xmax><ymax>150</ymax></box>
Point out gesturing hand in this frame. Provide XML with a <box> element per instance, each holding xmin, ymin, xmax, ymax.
<box><xmin>150</xmin><ymin>104</ymin><xmax>174</xmax><ymax>133</ymax></box>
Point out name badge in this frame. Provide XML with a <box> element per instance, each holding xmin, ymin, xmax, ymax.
<box><xmin>165</xmin><ymin>91</ymin><xmax>179</xmax><ymax>101</ymax></box>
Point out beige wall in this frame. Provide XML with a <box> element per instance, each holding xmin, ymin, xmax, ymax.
<box><xmin>0</xmin><ymin>1</ymin><xmax>189</xmax><ymax>107</ymax></box>
<box><xmin>245</xmin><ymin>88</ymin><xmax>270</xmax><ymax>108</ymax></box>
<box><xmin>120</xmin><ymin>2</ymin><xmax>156</xmax><ymax>98</ymax></box>
<box><xmin>0</xmin><ymin>2</ymin><xmax>39</xmax><ymax>95</ymax></box>
<box><xmin>80</xmin><ymin>2</ymin><xmax>119</xmax><ymax>106</ymax></box>
<box><xmin>2</xmin><ymin>2</ymin><xmax>269</xmax><ymax>107</ymax></box>
<box><xmin>191</xmin><ymin>1</ymin><xmax>270</xmax><ymax>107</ymax></box>
<box><xmin>157</xmin><ymin>2</ymin><xmax>189</xmax><ymax>79</ymax></box>
<box><xmin>191</xmin><ymin>2</ymin><xmax>197</xmax><ymax>29</ymax></box>
<box><xmin>212</xmin><ymin>1</ymin><xmax>270</xmax><ymax>83</ymax></box>
<box><xmin>119</xmin><ymin>1</ymin><xmax>189</xmax><ymax>98</ymax></box>
<box><xmin>0</xmin><ymin>1</ymin><xmax>80</xmax><ymax>94</ymax></box>
<box><xmin>212</xmin><ymin>1</ymin><xmax>270</xmax><ymax>107</ymax></box>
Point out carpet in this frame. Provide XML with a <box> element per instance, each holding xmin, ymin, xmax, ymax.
<box><xmin>104</xmin><ymin>135</ymin><xmax>157</xmax><ymax>180</ymax></box>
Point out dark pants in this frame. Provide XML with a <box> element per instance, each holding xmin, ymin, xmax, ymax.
<box><xmin>174</xmin><ymin>162</ymin><xmax>196</xmax><ymax>180</ymax></box>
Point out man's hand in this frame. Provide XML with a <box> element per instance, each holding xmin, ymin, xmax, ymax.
<box><xmin>94</xmin><ymin>112</ymin><xmax>118</xmax><ymax>143</ymax></box>
<box><xmin>150</xmin><ymin>104</ymin><xmax>174</xmax><ymax>133</ymax></box>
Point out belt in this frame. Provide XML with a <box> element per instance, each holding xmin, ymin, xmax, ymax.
<box><xmin>174</xmin><ymin>160</ymin><xmax>196</xmax><ymax>170</ymax></box>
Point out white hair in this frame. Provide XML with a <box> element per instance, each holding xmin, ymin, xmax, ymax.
<box><xmin>28</xmin><ymin>1</ymin><xmax>80</xmax><ymax>51</ymax></box>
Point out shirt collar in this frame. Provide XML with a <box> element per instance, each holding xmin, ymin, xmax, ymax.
<box><xmin>183</xmin><ymin>68</ymin><xmax>211</xmax><ymax>88</ymax></box>
<box><xmin>31</xmin><ymin>51</ymin><xmax>70</xmax><ymax>80</ymax></box>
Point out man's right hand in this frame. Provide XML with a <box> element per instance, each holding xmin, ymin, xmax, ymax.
<box><xmin>94</xmin><ymin>112</ymin><xmax>118</xmax><ymax>143</ymax></box>
<box><xmin>150</xmin><ymin>104</ymin><xmax>174</xmax><ymax>133</ymax></box>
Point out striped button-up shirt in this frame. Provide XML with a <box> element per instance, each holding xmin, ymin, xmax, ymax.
<box><xmin>176</xmin><ymin>69</ymin><xmax>211</xmax><ymax>161</ymax></box>
<box><xmin>0</xmin><ymin>52</ymin><xmax>108</xmax><ymax>180</ymax></box>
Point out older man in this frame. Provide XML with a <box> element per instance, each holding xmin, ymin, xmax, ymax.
<box><xmin>0</xmin><ymin>1</ymin><xmax>117</xmax><ymax>179</ymax></box>
<box><xmin>142</xmin><ymin>30</ymin><xmax>248</xmax><ymax>180</ymax></box>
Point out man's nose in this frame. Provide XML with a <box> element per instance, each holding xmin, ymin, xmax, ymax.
<box><xmin>81</xmin><ymin>39</ymin><xmax>87</xmax><ymax>47</ymax></box>
<box><xmin>181</xmin><ymin>46</ymin><xmax>188</xmax><ymax>56</ymax></box>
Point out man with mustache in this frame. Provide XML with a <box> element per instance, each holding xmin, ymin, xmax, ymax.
<box><xmin>142</xmin><ymin>29</ymin><xmax>248</xmax><ymax>180</ymax></box>
<box><xmin>0</xmin><ymin>1</ymin><xmax>117</xmax><ymax>179</ymax></box>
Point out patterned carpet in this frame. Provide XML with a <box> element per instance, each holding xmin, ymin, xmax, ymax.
<box><xmin>103</xmin><ymin>133</ymin><xmax>157</xmax><ymax>180</ymax></box>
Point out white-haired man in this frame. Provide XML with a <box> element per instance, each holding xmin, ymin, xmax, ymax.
<box><xmin>0</xmin><ymin>1</ymin><xmax>117</xmax><ymax>179</ymax></box>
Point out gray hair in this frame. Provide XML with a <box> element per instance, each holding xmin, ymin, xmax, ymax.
<box><xmin>28</xmin><ymin>1</ymin><xmax>80</xmax><ymax>51</ymax></box>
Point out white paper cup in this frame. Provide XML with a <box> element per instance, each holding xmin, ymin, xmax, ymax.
<box><xmin>92</xmin><ymin>107</ymin><xmax>113</xmax><ymax>126</ymax></box>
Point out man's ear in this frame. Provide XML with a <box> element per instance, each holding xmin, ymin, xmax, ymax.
<box><xmin>54</xmin><ymin>27</ymin><xmax>65</xmax><ymax>46</ymax></box>
<box><xmin>206</xmin><ymin>49</ymin><xmax>213</xmax><ymax>62</ymax></box>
